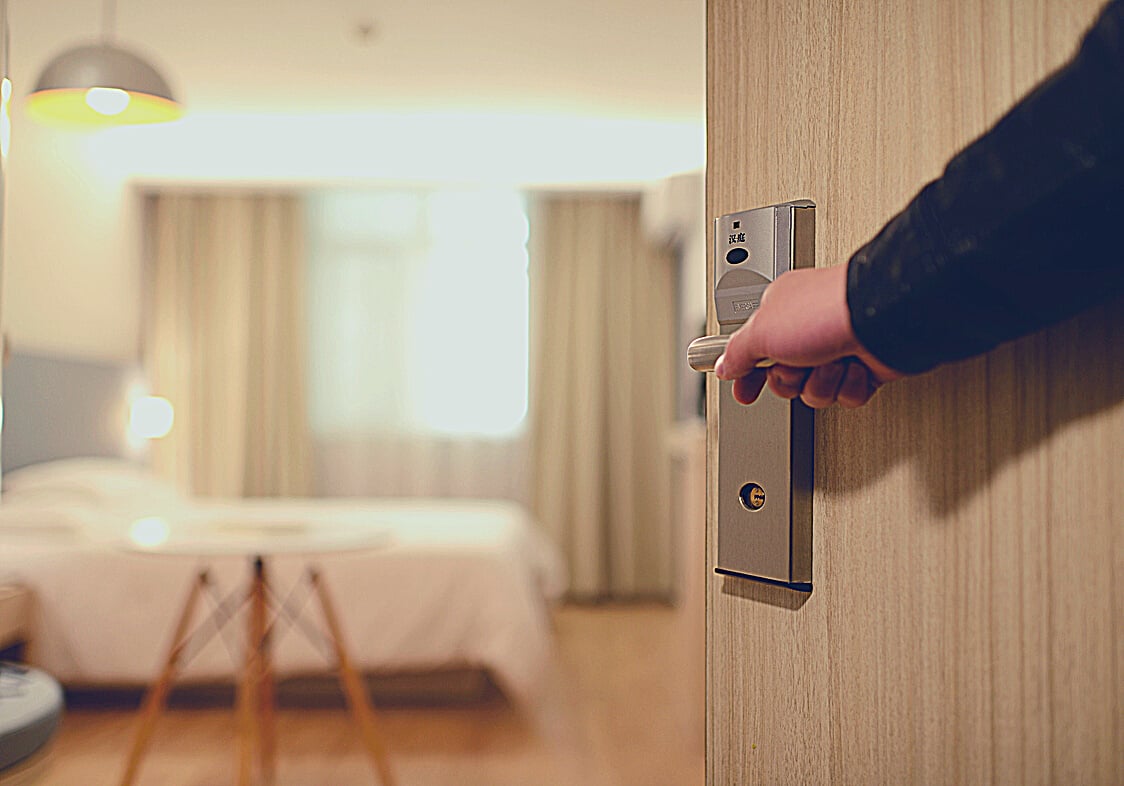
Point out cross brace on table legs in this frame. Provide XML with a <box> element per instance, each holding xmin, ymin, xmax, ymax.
<box><xmin>117</xmin><ymin>559</ymin><xmax>397</xmax><ymax>786</ymax></box>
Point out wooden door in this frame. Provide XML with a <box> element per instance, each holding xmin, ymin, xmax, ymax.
<box><xmin>706</xmin><ymin>1</ymin><xmax>1123</xmax><ymax>784</ymax></box>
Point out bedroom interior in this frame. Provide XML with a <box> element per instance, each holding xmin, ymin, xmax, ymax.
<box><xmin>0</xmin><ymin>1</ymin><xmax>706</xmax><ymax>785</ymax></box>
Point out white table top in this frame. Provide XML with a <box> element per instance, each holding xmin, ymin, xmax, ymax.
<box><xmin>117</xmin><ymin>514</ymin><xmax>393</xmax><ymax>558</ymax></box>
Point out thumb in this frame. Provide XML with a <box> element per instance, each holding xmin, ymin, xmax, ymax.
<box><xmin>714</xmin><ymin>313</ymin><xmax>766</xmax><ymax>380</ymax></box>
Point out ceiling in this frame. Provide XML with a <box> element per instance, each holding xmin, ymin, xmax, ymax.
<box><xmin>10</xmin><ymin>0</ymin><xmax>703</xmax><ymax>122</ymax></box>
<box><xmin>7</xmin><ymin>0</ymin><xmax>705</xmax><ymax>185</ymax></box>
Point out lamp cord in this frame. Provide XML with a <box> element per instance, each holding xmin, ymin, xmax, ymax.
<box><xmin>102</xmin><ymin>0</ymin><xmax>116</xmax><ymax>43</ymax></box>
<box><xmin>1</xmin><ymin>0</ymin><xmax>8</xmax><ymax>78</ymax></box>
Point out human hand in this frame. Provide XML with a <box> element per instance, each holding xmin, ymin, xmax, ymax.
<box><xmin>713</xmin><ymin>263</ymin><xmax>903</xmax><ymax>408</ymax></box>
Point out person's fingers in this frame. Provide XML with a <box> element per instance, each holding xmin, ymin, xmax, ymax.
<box><xmin>732</xmin><ymin>359</ymin><xmax>883</xmax><ymax>408</ymax></box>
<box><xmin>836</xmin><ymin>361</ymin><xmax>878</xmax><ymax>408</ymax></box>
<box><xmin>800</xmin><ymin>360</ymin><xmax>848</xmax><ymax>408</ymax></box>
<box><xmin>714</xmin><ymin>313</ymin><xmax>766</xmax><ymax>380</ymax></box>
<box><xmin>714</xmin><ymin>353</ymin><xmax>729</xmax><ymax>379</ymax></box>
<box><xmin>766</xmin><ymin>365</ymin><xmax>808</xmax><ymax>399</ymax></box>
<box><xmin>732</xmin><ymin>369</ymin><xmax>767</xmax><ymax>405</ymax></box>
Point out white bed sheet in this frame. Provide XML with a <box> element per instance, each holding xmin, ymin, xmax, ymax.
<box><xmin>0</xmin><ymin>491</ymin><xmax>566</xmax><ymax>704</ymax></box>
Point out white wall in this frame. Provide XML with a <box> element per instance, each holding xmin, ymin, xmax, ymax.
<box><xmin>3</xmin><ymin>123</ymin><xmax>141</xmax><ymax>360</ymax></box>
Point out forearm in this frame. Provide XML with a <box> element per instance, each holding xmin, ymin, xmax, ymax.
<box><xmin>847</xmin><ymin>0</ymin><xmax>1124</xmax><ymax>375</ymax></box>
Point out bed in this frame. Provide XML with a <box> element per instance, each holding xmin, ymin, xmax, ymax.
<box><xmin>0</xmin><ymin>353</ymin><xmax>566</xmax><ymax>704</ymax></box>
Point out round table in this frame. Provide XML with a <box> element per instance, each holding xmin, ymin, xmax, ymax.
<box><xmin>114</xmin><ymin>516</ymin><xmax>395</xmax><ymax>786</ymax></box>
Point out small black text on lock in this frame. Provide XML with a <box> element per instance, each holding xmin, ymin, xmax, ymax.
<box><xmin>739</xmin><ymin>483</ymin><xmax>766</xmax><ymax>511</ymax></box>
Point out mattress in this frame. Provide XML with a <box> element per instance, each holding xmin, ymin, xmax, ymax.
<box><xmin>0</xmin><ymin>460</ymin><xmax>566</xmax><ymax>704</ymax></box>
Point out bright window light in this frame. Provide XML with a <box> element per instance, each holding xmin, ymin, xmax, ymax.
<box><xmin>85</xmin><ymin>87</ymin><xmax>130</xmax><ymax>116</ymax></box>
<box><xmin>411</xmin><ymin>191</ymin><xmax>529</xmax><ymax>435</ymax></box>
<box><xmin>130</xmin><ymin>395</ymin><xmax>175</xmax><ymax>439</ymax></box>
<box><xmin>307</xmin><ymin>189</ymin><xmax>529</xmax><ymax>438</ymax></box>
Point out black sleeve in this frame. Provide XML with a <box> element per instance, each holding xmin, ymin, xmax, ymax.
<box><xmin>846</xmin><ymin>0</ymin><xmax>1124</xmax><ymax>375</ymax></box>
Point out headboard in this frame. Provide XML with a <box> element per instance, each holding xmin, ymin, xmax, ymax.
<box><xmin>2</xmin><ymin>351</ymin><xmax>140</xmax><ymax>474</ymax></box>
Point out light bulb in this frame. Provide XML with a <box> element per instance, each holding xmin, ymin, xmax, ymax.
<box><xmin>85</xmin><ymin>86</ymin><xmax>130</xmax><ymax>116</ymax></box>
<box><xmin>130</xmin><ymin>395</ymin><xmax>175</xmax><ymax>439</ymax></box>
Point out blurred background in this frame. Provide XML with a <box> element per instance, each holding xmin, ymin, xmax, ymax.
<box><xmin>0</xmin><ymin>1</ymin><xmax>708</xmax><ymax>784</ymax></box>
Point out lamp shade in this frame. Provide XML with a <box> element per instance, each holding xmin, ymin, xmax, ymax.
<box><xmin>27</xmin><ymin>43</ymin><xmax>182</xmax><ymax>126</ymax></box>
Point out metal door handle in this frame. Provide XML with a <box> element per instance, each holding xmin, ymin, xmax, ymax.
<box><xmin>687</xmin><ymin>334</ymin><xmax>775</xmax><ymax>373</ymax></box>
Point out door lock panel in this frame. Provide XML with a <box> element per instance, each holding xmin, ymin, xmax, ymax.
<box><xmin>688</xmin><ymin>200</ymin><xmax>815</xmax><ymax>591</ymax></box>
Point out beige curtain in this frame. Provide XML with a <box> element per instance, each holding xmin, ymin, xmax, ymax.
<box><xmin>143</xmin><ymin>191</ymin><xmax>310</xmax><ymax>497</ymax></box>
<box><xmin>529</xmin><ymin>194</ymin><xmax>676</xmax><ymax>599</ymax></box>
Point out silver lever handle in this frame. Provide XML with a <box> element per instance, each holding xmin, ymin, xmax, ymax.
<box><xmin>687</xmin><ymin>334</ymin><xmax>775</xmax><ymax>373</ymax></box>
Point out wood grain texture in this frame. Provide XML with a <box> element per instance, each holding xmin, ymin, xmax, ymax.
<box><xmin>706</xmin><ymin>1</ymin><xmax>1123</xmax><ymax>784</ymax></box>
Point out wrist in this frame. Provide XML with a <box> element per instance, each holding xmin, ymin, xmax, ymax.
<box><xmin>832</xmin><ymin>262</ymin><xmax>863</xmax><ymax>357</ymax></box>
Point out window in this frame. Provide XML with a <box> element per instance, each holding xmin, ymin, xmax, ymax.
<box><xmin>306</xmin><ymin>188</ymin><xmax>529</xmax><ymax>438</ymax></box>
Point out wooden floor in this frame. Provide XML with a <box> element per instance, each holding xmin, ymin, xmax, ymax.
<box><xmin>34</xmin><ymin>604</ymin><xmax>704</xmax><ymax>786</ymax></box>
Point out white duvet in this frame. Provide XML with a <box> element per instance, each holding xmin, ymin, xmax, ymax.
<box><xmin>0</xmin><ymin>460</ymin><xmax>566</xmax><ymax>703</ymax></box>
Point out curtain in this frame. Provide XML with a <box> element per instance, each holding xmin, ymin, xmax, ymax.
<box><xmin>303</xmin><ymin>188</ymin><xmax>530</xmax><ymax>503</ymax></box>
<box><xmin>143</xmin><ymin>191</ymin><xmax>311</xmax><ymax>497</ymax></box>
<box><xmin>529</xmin><ymin>194</ymin><xmax>676</xmax><ymax>599</ymax></box>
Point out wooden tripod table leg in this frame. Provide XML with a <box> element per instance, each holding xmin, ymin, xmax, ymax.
<box><xmin>237</xmin><ymin>557</ymin><xmax>266</xmax><ymax>786</ymax></box>
<box><xmin>119</xmin><ymin>570</ymin><xmax>210</xmax><ymax>786</ymax></box>
<box><xmin>257</xmin><ymin>559</ymin><xmax>277</xmax><ymax>785</ymax></box>
<box><xmin>309</xmin><ymin>569</ymin><xmax>397</xmax><ymax>786</ymax></box>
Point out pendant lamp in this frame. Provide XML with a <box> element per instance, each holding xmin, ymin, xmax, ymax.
<box><xmin>27</xmin><ymin>0</ymin><xmax>182</xmax><ymax>126</ymax></box>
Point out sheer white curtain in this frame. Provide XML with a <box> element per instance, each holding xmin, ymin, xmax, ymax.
<box><xmin>528</xmin><ymin>194</ymin><xmax>677</xmax><ymax>599</ymax></box>
<box><xmin>143</xmin><ymin>191</ymin><xmax>311</xmax><ymax>497</ymax></box>
<box><xmin>305</xmin><ymin>189</ymin><xmax>531</xmax><ymax>503</ymax></box>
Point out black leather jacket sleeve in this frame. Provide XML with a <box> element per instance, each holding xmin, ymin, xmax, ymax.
<box><xmin>846</xmin><ymin>0</ymin><xmax>1124</xmax><ymax>375</ymax></box>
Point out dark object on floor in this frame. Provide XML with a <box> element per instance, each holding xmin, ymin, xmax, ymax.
<box><xmin>0</xmin><ymin>662</ymin><xmax>64</xmax><ymax>776</ymax></box>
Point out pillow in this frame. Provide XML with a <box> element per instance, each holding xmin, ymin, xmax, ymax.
<box><xmin>2</xmin><ymin>458</ymin><xmax>181</xmax><ymax>508</ymax></box>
